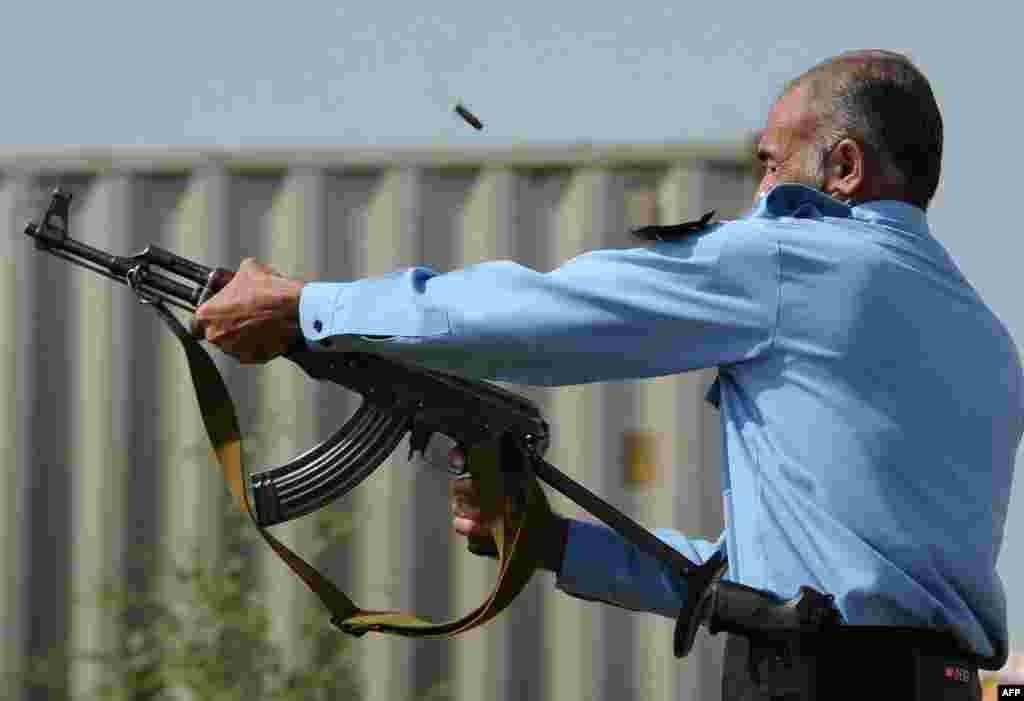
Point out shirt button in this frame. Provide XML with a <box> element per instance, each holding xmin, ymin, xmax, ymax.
<box><xmin>313</xmin><ymin>320</ymin><xmax>323</xmax><ymax>332</ymax></box>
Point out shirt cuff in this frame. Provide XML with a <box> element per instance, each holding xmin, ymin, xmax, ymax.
<box><xmin>299</xmin><ymin>282</ymin><xmax>345</xmax><ymax>347</ymax></box>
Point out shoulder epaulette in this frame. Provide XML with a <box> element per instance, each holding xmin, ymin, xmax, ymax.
<box><xmin>631</xmin><ymin>210</ymin><xmax>716</xmax><ymax>242</ymax></box>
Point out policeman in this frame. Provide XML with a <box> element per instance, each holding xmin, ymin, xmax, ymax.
<box><xmin>192</xmin><ymin>50</ymin><xmax>1020</xmax><ymax>699</ymax></box>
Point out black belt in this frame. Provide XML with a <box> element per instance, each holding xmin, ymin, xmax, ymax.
<box><xmin>724</xmin><ymin>627</ymin><xmax>983</xmax><ymax>700</ymax></box>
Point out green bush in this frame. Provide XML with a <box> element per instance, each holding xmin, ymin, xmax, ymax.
<box><xmin>29</xmin><ymin>503</ymin><xmax>362</xmax><ymax>701</ymax></box>
<box><xmin>27</xmin><ymin>409</ymin><xmax>363</xmax><ymax>700</ymax></box>
<box><xmin>26</xmin><ymin>407</ymin><xmax>457</xmax><ymax>701</ymax></box>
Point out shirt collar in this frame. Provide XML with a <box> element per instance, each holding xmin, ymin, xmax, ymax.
<box><xmin>748</xmin><ymin>184</ymin><xmax>930</xmax><ymax>237</ymax></box>
<box><xmin>850</xmin><ymin>199</ymin><xmax>930</xmax><ymax>237</ymax></box>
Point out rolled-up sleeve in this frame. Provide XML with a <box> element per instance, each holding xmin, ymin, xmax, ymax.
<box><xmin>299</xmin><ymin>221</ymin><xmax>780</xmax><ymax>386</ymax></box>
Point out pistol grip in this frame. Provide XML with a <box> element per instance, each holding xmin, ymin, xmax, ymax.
<box><xmin>467</xmin><ymin>536</ymin><xmax>499</xmax><ymax>558</ymax></box>
<box><xmin>459</xmin><ymin>438</ymin><xmax>510</xmax><ymax>560</ymax></box>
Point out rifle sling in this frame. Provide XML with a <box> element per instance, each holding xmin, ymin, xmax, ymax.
<box><xmin>152</xmin><ymin>300</ymin><xmax>552</xmax><ymax>638</ymax></box>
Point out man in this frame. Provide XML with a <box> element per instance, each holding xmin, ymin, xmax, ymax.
<box><xmin>192</xmin><ymin>50</ymin><xmax>1020</xmax><ymax>699</ymax></box>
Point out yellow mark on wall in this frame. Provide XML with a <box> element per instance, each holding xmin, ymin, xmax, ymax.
<box><xmin>623</xmin><ymin>430</ymin><xmax>659</xmax><ymax>484</ymax></box>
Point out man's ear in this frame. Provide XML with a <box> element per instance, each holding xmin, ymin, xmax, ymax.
<box><xmin>825</xmin><ymin>138</ymin><xmax>865</xmax><ymax>201</ymax></box>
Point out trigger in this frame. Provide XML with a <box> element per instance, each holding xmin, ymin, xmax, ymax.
<box><xmin>408</xmin><ymin>427</ymin><xmax>433</xmax><ymax>462</ymax></box>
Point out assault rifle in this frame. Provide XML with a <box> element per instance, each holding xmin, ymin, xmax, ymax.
<box><xmin>25</xmin><ymin>186</ymin><xmax>846</xmax><ymax>654</ymax></box>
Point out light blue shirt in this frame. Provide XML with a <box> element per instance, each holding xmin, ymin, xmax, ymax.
<box><xmin>297</xmin><ymin>183</ymin><xmax>1021</xmax><ymax>660</ymax></box>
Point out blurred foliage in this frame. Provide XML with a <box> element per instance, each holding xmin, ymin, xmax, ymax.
<box><xmin>23</xmin><ymin>396</ymin><xmax>458</xmax><ymax>701</ymax></box>
<box><xmin>27</xmin><ymin>505</ymin><xmax>363</xmax><ymax>701</ymax></box>
<box><xmin>24</xmin><ymin>408</ymin><xmax>370</xmax><ymax>700</ymax></box>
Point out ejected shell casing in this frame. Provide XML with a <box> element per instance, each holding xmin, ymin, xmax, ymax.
<box><xmin>454</xmin><ymin>103</ymin><xmax>483</xmax><ymax>130</ymax></box>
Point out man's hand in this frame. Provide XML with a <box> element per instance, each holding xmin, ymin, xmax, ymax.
<box><xmin>448</xmin><ymin>445</ymin><xmax>569</xmax><ymax>573</ymax></box>
<box><xmin>190</xmin><ymin>258</ymin><xmax>307</xmax><ymax>365</ymax></box>
<box><xmin>449</xmin><ymin>446</ymin><xmax>503</xmax><ymax>544</ymax></box>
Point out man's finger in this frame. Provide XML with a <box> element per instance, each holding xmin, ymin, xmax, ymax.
<box><xmin>453</xmin><ymin>516</ymin><xmax>492</xmax><ymax>538</ymax></box>
<box><xmin>450</xmin><ymin>475</ymin><xmax>481</xmax><ymax>501</ymax></box>
<box><xmin>240</xmin><ymin>257</ymin><xmax>277</xmax><ymax>276</ymax></box>
<box><xmin>189</xmin><ymin>315</ymin><xmax>208</xmax><ymax>340</ymax></box>
<box><xmin>238</xmin><ymin>351</ymin><xmax>277</xmax><ymax>366</ymax></box>
<box><xmin>451</xmin><ymin>492</ymin><xmax>482</xmax><ymax>519</ymax></box>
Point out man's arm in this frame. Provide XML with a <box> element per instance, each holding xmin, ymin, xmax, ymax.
<box><xmin>296</xmin><ymin>221</ymin><xmax>781</xmax><ymax>386</ymax></box>
<box><xmin>554</xmin><ymin>520</ymin><xmax>727</xmax><ymax>618</ymax></box>
<box><xmin>465</xmin><ymin>513</ymin><xmax>727</xmax><ymax>618</ymax></box>
<box><xmin>450</xmin><ymin>447</ymin><xmax>727</xmax><ymax>618</ymax></box>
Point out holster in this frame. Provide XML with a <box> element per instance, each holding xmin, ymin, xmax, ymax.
<box><xmin>682</xmin><ymin>576</ymin><xmax>988</xmax><ymax>700</ymax></box>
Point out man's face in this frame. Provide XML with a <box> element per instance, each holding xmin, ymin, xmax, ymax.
<box><xmin>755</xmin><ymin>84</ymin><xmax>827</xmax><ymax>199</ymax></box>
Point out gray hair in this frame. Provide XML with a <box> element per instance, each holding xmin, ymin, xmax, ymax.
<box><xmin>786</xmin><ymin>50</ymin><xmax>943</xmax><ymax>209</ymax></box>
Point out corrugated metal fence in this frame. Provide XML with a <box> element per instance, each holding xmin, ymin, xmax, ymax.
<box><xmin>0</xmin><ymin>144</ymin><xmax>756</xmax><ymax>701</ymax></box>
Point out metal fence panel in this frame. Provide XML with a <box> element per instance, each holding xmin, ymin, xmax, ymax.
<box><xmin>0</xmin><ymin>145</ymin><xmax>755</xmax><ymax>701</ymax></box>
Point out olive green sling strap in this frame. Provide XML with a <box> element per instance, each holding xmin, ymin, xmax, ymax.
<box><xmin>155</xmin><ymin>301</ymin><xmax>553</xmax><ymax>638</ymax></box>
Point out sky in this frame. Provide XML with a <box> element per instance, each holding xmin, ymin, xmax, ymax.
<box><xmin>3</xmin><ymin>0</ymin><xmax>1022</xmax><ymax>648</ymax></box>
